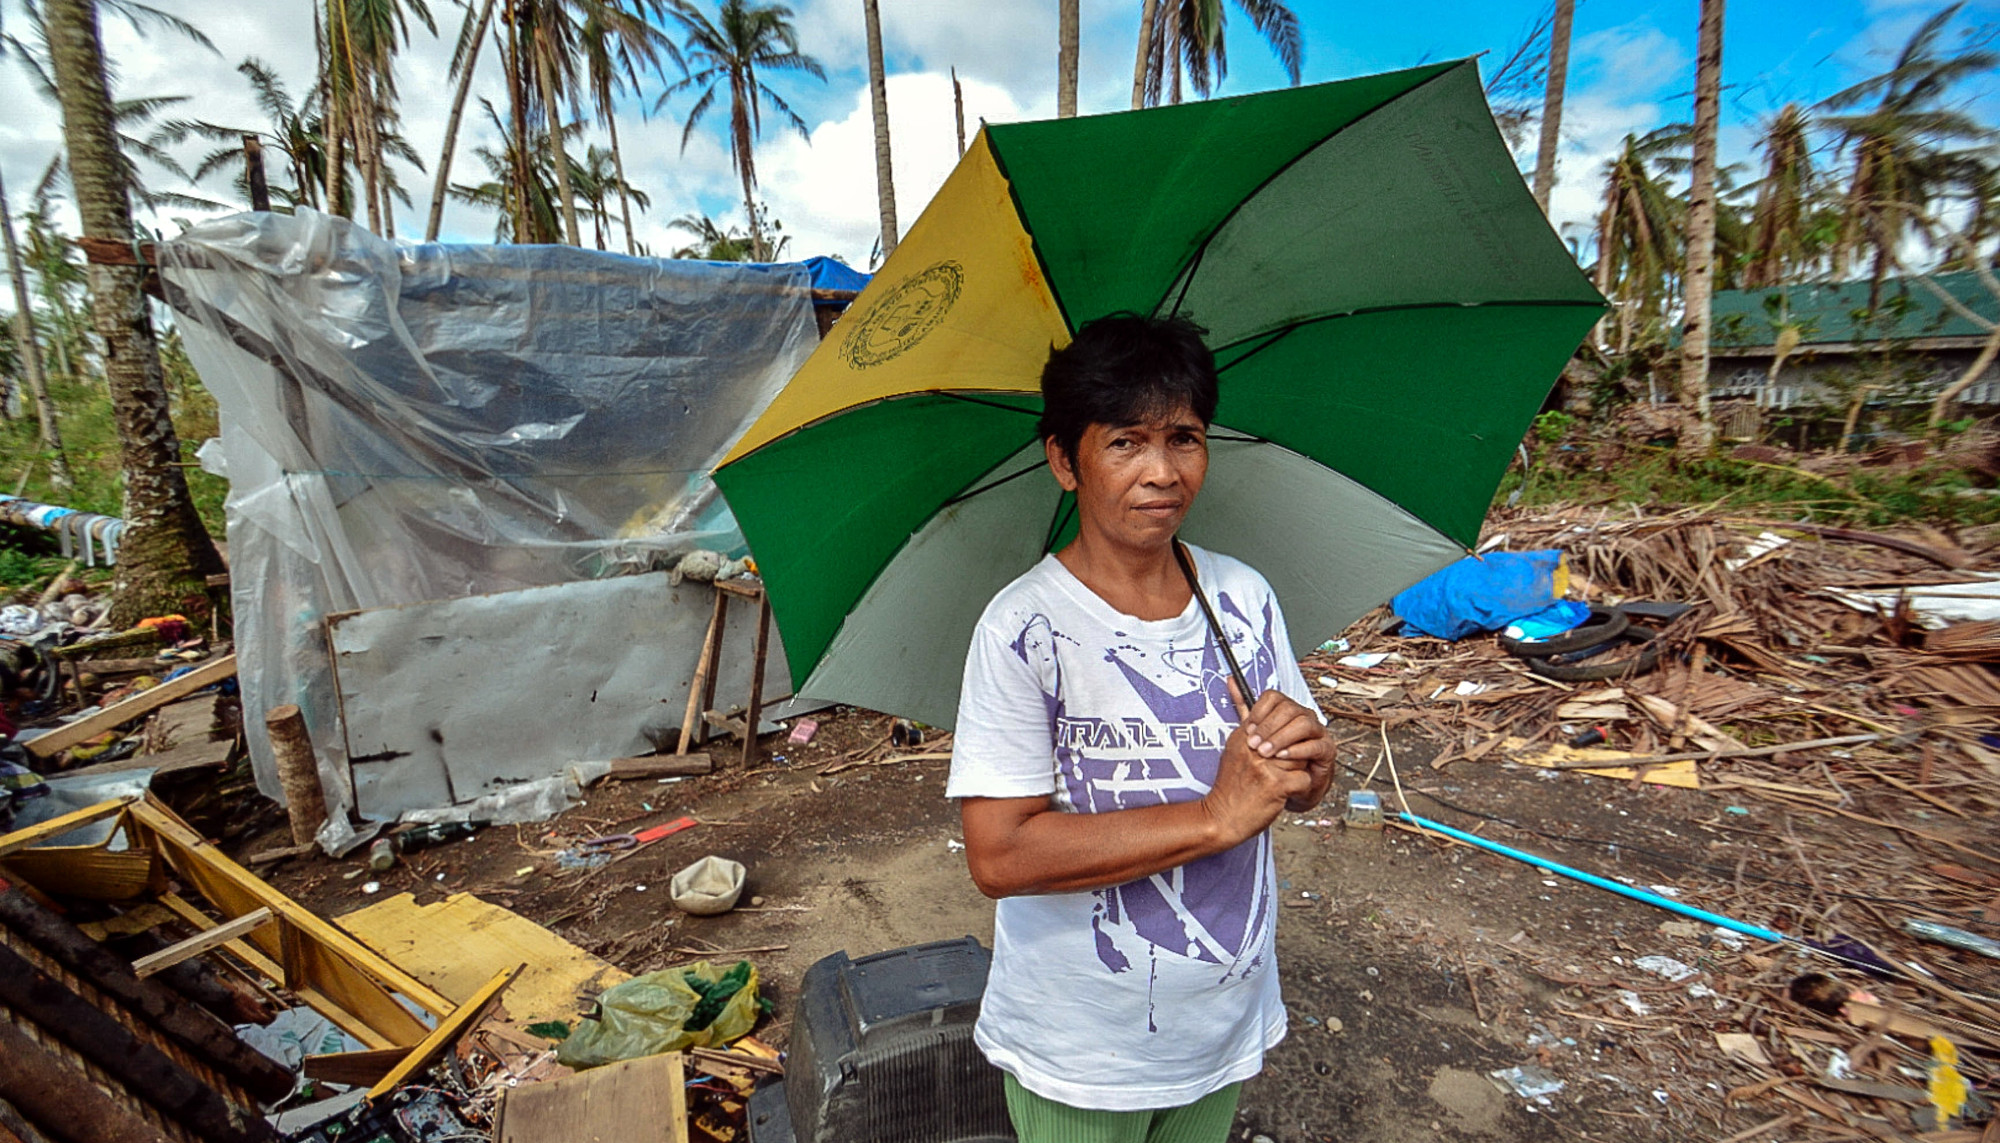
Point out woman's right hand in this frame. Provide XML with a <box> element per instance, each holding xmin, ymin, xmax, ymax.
<box><xmin>1202</xmin><ymin>716</ymin><xmax>1313</xmax><ymax>846</ymax></box>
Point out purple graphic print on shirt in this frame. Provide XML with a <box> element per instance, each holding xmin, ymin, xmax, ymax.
<box><xmin>1009</xmin><ymin>588</ymin><xmax>1284</xmax><ymax>986</ymax></box>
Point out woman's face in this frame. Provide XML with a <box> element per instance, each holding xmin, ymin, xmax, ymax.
<box><xmin>1046</xmin><ymin>406</ymin><xmax>1209</xmax><ymax>553</ymax></box>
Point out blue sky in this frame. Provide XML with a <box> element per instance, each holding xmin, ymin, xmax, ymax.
<box><xmin>0</xmin><ymin>0</ymin><xmax>1994</xmax><ymax>266</ymax></box>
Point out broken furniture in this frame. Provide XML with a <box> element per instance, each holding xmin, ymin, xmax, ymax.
<box><xmin>0</xmin><ymin>794</ymin><xmax>503</xmax><ymax>1140</ymax></box>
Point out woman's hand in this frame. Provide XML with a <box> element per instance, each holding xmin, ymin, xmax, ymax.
<box><xmin>1230</xmin><ymin>682</ymin><xmax>1337</xmax><ymax>814</ymax></box>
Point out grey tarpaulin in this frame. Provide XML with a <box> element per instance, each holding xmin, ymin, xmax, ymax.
<box><xmin>159</xmin><ymin>211</ymin><xmax>819</xmax><ymax>847</ymax></box>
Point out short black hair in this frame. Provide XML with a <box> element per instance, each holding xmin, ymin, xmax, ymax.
<box><xmin>1039</xmin><ymin>313</ymin><xmax>1218</xmax><ymax>465</ymax></box>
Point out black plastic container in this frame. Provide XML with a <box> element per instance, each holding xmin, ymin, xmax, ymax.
<box><xmin>751</xmin><ymin>937</ymin><xmax>1013</xmax><ymax>1143</ymax></box>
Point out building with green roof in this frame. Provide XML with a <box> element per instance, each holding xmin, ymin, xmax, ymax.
<box><xmin>1704</xmin><ymin>272</ymin><xmax>1998</xmax><ymax>413</ymax></box>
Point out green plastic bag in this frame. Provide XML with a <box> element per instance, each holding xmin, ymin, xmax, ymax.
<box><xmin>556</xmin><ymin>960</ymin><xmax>762</xmax><ymax>1069</ymax></box>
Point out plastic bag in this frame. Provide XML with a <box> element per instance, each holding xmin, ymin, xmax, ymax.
<box><xmin>555</xmin><ymin>960</ymin><xmax>763</xmax><ymax>1069</ymax></box>
<box><xmin>1391</xmin><ymin>551</ymin><xmax>1571</xmax><ymax>641</ymax></box>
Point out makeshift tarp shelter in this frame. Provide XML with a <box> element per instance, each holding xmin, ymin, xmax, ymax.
<box><xmin>161</xmin><ymin>212</ymin><xmax>828</xmax><ymax>845</ymax></box>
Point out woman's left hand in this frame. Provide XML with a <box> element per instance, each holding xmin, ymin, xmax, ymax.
<box><xmin>1228</xmin><ymin>683</ymin><xmax>1338</xmax><ymax>812</ymax></box>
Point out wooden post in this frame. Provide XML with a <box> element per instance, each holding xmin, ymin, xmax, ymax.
<box><xmin>265</xmin><ymin>705</ymin><xmax>325</xmax><ymax>847</ymax></box>
<box><xmin>0</xmin><ymin>880</ymin><xmax>293</xmax><ymax>1102</ymax></box>
<box><xmin>676</xmin><ymin>591</ymin><xmax>729</xmax><ymax>757</ymax></box>
<box><xmin>242</xmin><ymin>136</ymin><xmax>269</xmax><ymax>213</ymax></box>
<box><xmin>0</xmin><ymin>1020</ymin><xmax>175</xmax><ymax>1143</ymax></box>
<box><xmin>0</xmin><ymin>942</ymin><xmax>278</xmax><ymax>1143</ymax></box>
<box><xmin>741</xmin><ymin>592</ymin><xmax>772</xmax><ymax>769</ymax></box>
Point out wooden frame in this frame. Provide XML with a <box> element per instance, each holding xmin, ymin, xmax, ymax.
<box><xmin>2</xmin><ymin>797</ymin><xmax>455</xmax><ymax>1053</ymax></box>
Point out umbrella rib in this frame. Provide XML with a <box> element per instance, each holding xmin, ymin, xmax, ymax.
<box><xmin>940</xmin><ymin>391</ymin><xmax>1043</xmax><ymax>416</ymax></box>
<box><xmin>1214</xmin><ymin>298</ymin><xmax>1606</xmax><ymax>373</ymax></box>
<box><xmin>943</xmin><ymin>458</ymin><xmax>1047</xmax><ymax>507</ymax></box>
<box><xmin>1043</xmin><ymin>492</ymin><xmax>1078</xmax><ymax>555</ymax></box>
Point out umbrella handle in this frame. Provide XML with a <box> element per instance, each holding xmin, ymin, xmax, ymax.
<box><xmin>1174</xmin><ymin>539</ymin><xmax>1254</xmax><ymax>716</ymax></box>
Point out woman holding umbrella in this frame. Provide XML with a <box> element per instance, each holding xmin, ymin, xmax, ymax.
<box><xmin>948</xmin><ymin>314</ymin><xmax>1337</xmax><ymax>1141</ymax></box>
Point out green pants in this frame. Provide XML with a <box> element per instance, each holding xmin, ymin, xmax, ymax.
<box><xmin>1002</xmin><ymin>1073</ymin><xmax>1242</xmax><ymax>1143</ymax></box>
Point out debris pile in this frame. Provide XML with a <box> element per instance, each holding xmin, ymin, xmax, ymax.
<box><xmin>1311</xmin><ymin>506</ymin><xmax>1999</xmax><ymax>1137</ymax></box>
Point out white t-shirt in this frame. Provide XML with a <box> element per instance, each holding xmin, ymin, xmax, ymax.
<box><xmin>947</xmin><ymin>544</ymin><xmax>1318</xmax><ymax>1111</ymax></box>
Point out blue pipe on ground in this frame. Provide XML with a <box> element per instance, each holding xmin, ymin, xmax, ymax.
<box><xmin>1396</xmin><ymin>810</ymin><xmax>1790</xmax><ymax>945</ymax></box>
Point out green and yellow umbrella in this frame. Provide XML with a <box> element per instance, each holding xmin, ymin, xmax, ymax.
<box><xmin>713</xmin><ymin>60</ymin><xmax>1606</xmax><ymax>728</ymax></box>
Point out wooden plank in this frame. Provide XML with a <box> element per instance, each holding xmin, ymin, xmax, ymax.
<box><xmin>498</xmin><ymin>1050</ymin><xmax>686</xmax><ymax>1143</ymax></box>
<box><xmin>129</xmin><ymin>799</ymin><xmax>455</xmax><ymax>1017</ymax></box>
<box><xmin>157</xmin><ymin>894</ymin><xmax>286</xmax><ymax>983</ymax></box>
<box><xmin>368</xmin><ymin>965</ymin><xmax>520</xmax><ymax>1099</ymax></box>
<box><xmin>336</xmin><ymin>892</ymin><xmax>627</xmax><ymax>1024</ymax></box>
<box><xmin>604</xmin><ymin>754</ymin><xmax>713</xmax><ymax>781</ymax></box>
<box><xmin>300</xmin><ymin>1048</ymin><xmax>407</xmax><ymax>1087</ymax></box>
<box><xmin>132</xmin><ymin>907</ymin><xmax>273</xmax><ymax>978</ymax></box>
<box><xmin>24</xmin><ymin>656</ymin><xmax>236</xmax><ymax>759</ymax></box>
<box><xmin>0</xmin><ymin>799</ymin><xmax>132</xmax><ymax>858</ymax></box>
<box><xmin>60</xmin><ymin>738</ymin><xmax>234</xmax><ymax>780</ymax></box>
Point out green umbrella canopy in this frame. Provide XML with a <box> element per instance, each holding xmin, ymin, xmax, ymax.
<box><xmin>714</xmin><ymin>60</ymin><xmax>1606</xmax><ymax>728</ymax></box>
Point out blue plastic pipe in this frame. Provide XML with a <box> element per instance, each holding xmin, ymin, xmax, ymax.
<box><xmin>1397</xmin><ymin>811</ymin><xmax>1790</xmax><ymax>945</ymax></box>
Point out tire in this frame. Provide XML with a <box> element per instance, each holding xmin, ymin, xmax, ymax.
<box><xmin>1527</xmin><ymin>626</ymin><xmax>1662</xmax><ymax>681</ymax></box>
<box><xmin>1499</xmin><ymin>606</ymin><xmax>1630</xmax><ymax>659</ymax></box>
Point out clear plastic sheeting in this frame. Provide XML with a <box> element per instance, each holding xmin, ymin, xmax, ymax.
<box><xmin>159</xmin><ymin>211</ymin><xmax>819</xmax><ymax>837</ymax></box>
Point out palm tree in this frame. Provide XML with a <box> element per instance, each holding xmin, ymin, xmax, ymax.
<box><xmin>152</xmin><ymin>60</ymin><xmax>331</xmax><ymax>211</ymax></box>
<box><xmin>663</xmin><ymin>0</ymin><xmax>824</xmax><ymax>261</ymax></box>
<box><xmin>580</xmin><ymin>2</ymin><xmax>683</xmax><ymax>256</ymax></box>
<box><xmin>863</xmin><ymin>0</ymin><xmax>895</xmax><ymax>256</ymax></box>
<box><xmin>320</xmin><ymin>0</ymin><xmax>436</xmax><ymax>236</ymax></box>
<box><xmin>43</xmin><ymin>0</ymin><xmax>223</xmax><ymax>623</ymax></box>
<box><xmin>448</xmin><ymin>98</ymin><xmax>573</xmax><ymax>242</ymax></box>
<box><xmin>1677</xmin><ymin>0</ymin><xmax>1724</xmax><ymax>453</ymax></box>
<box><xmin>1740</xmin><ymin>104</ymin><xmax>1818</xmax><ymax>288</ymax></box>
<box><xmin>21</xmin><ymin>202</ymin><xmax>88</xmax><ymax>384</ymax></box>
<box><xmin>1530</xmin><ymin>0</ymin><xmax>1574</xmax><ymax>213</ymax></box>
<box><xmin>0</xmin><ymin>166</ymin><xmax>69</xmax><ymax>488</ymax></box>
<box><xmin>1135</xmin><ymin>0</ymin><xmax>1302</xmax><ymax>107</ymax></box>
<box><xmin>573</xmin><ymin>143</ymin><xmax>649</xmax><ymax>249</ymax></box>
<box><xmin>1592</xmin><ymin>128</ymin><xmax>1685</xmax><ymax>351</ymax></box>
<box><xmin>1817</xmin><ymin>2</ymin><xmax>1998</xmax><ymax>308</ymax></box>
<box><xmin>1057</xmin><ymin>0</ymin><xmax>1078</xmax><ymax>117</ymax></box>
<box><xmin>426</xmin><ymin>0</ymin><xmax>497</xmax><ymax>240</ymax></box>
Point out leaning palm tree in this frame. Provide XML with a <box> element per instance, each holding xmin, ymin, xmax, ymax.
<box><xmin>1740</xmin><ymin>104</ymin><xmax>1818</xmax><ymax>288</ymax></box>
<box><xmin>426</xmin><ymin>0</ymin><xmax>497</xmax><ymax>240</ymax></box>
<box><xmin>0</xmin><ymin>166</ymin><xmax>68</xmax><ymax>487</ymax></box>
<box><xmin>43</xmin><ymin>0</ymin><xmax>224</xmax><ymax>623</ymax></box>
<box><xmin>1817</xmin><ymin>2</ymin><xmax>1997</xmax><ymax>307</ymax></box>
<box><xmin>663</xmin><ymin>0</ymin><xmax>824</xmax><ymax>261</ymax></box>
<box><xmin>1135</xmin><ymin>0</ymin><xmax>1302</xmax><ymax>107</ymax></box>
<box><xmin>1592</xmin><ymin>127</ymin><xmax>1687</xmax><ymax>352</ymax></box>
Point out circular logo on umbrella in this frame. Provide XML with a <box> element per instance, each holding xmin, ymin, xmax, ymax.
<box><xmin>841</xmin><ymin>261</ymin><xmax>963</xmax><ymax>368</ymax></box>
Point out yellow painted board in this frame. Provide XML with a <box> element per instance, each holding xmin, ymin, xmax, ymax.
<box><xmin>1504</xmin><ymin>737</ymin><xmax>1701</xmax><ymax>789</ymax></box>
<box><xmin>337</xmin><ymin>892</ymin><xmax>629</xmax><ymax>1024</ymax></box>
<box><xmin>1</xmin><ymin>847</ymin><xmax>157</xmax><ymax>900</ymax></box>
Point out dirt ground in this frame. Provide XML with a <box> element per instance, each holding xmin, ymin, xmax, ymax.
<box><xmin>221</xmin><ymin>699</ymin><xmax>1930</xmax><ymax>1143</ymax></box>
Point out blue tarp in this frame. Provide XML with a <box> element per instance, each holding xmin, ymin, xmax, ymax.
<box><xmin>801</xmin><ymin>255</ymin><xmax>870</xmax><ymax>297</ymax></box>
<box><xmin>1392</xmin><ymin>550</ymin><xmax>1584</xmax><ymax>641</ymax></box>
